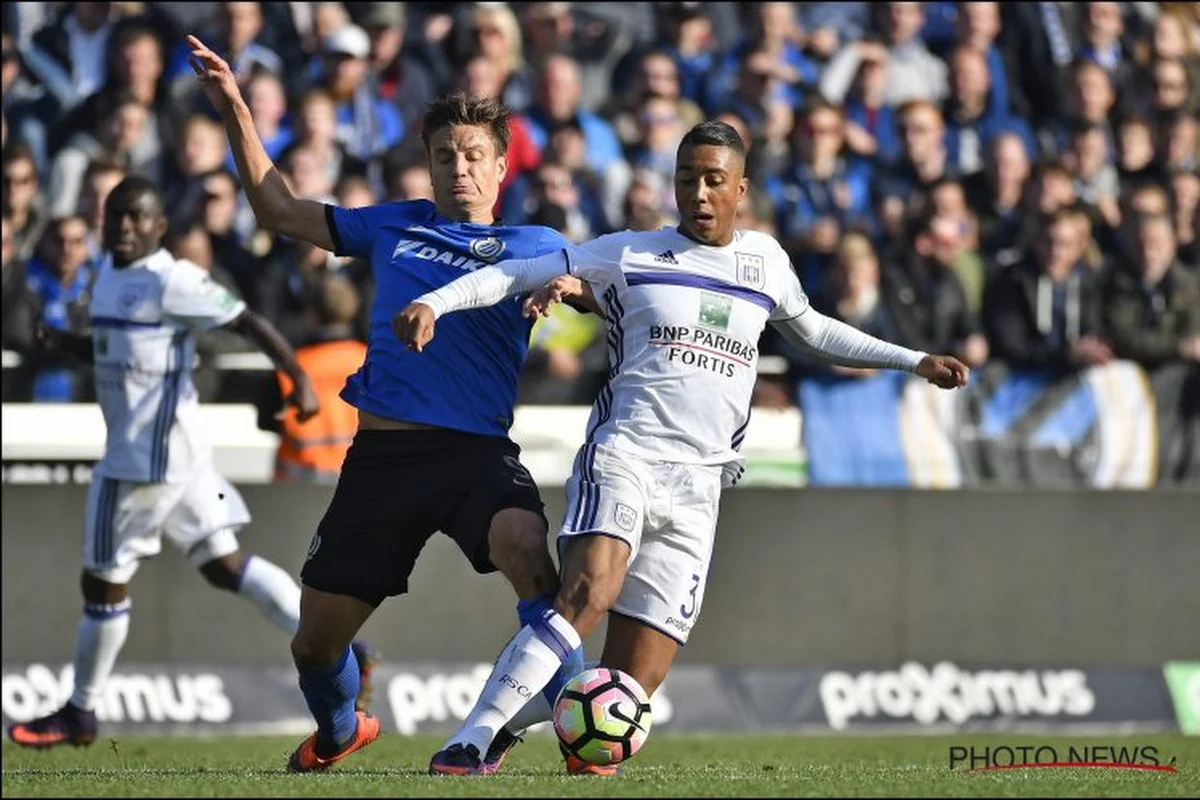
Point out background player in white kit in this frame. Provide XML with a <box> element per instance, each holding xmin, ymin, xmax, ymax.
<box><xmin>9</xmin><ymin>177</ymin><xmax>327</xmax><ymax>749</ymax></box>
<box><xmin>395</xmin><ymin>121</ymin><xmax>970</xmax><ymax>774</ymax></box>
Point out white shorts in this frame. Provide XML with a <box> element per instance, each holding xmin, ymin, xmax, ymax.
<box><xmin>558</xmin><ymin>442</ymin><xmax>723</xmax><ymax>644</ymax></box>
<box><xmin>83</xmin><ymin>469</ymin><xmax>252</xmax><ymax>583</ymax></box>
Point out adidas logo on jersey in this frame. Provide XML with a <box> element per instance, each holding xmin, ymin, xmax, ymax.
<box><xmin>654</xmin><ymin>250</ymin><xmax>679</xmax><ymax>264</ymax></box>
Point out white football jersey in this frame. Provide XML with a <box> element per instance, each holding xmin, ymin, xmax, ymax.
<box><xmin>563</xmin><ymin>227</ymin><xmax>809</xmax><ymax>467</ymax></box>
<box><xmin>88</xmin><ymin>249</ymin><xmax>246</xmax><ymax>483</ymax></box>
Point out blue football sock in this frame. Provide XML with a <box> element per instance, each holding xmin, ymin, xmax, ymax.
<box><xmin>297</xmin><ymin>645</ymin><xmax>359</xmax><ymax>754</ymax></box>
<box><xmin>517</xmin><ymin>594</ymin><xmax>585</xmax><ymax>707</ymax></box>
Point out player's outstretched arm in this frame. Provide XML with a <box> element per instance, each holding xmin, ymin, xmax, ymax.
<box><xmin>187</xmin><ymin>35</ymin><xmax>335</xmax><ymax>252</ymax></box>
<box><xmin>393</xmin><ymin>251</ymin><xmax>574</xmax><ymax>351</ymax></box>
<box><xmin>35</xmin><ymin>324</ymin><xmax>95</xmax><ymax>363</ymax></box>
<box><xmin>223</xmin><ymin>309</ymin><xmax>320</xmax><ymax>421</ymax></box>
<box><xmin>774</xmin><ymin>308</ymin><xmax>969</xmax><ymax>390</ymax></box>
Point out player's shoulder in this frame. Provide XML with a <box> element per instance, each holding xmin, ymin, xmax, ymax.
<box><xmin>733</xmin><ymin>228</ymin><xmax>789</xmax><ymax>262</ymax></box>
<box><xmin>500</xmin><ymin>223</ymin><xmax>569</xmax><ymax>257</ymax></box>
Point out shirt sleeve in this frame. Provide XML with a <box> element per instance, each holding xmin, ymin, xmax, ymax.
<box><xmin>416</xmin><ymin>251</ymin><xmax>573</xmax><ymax>318</ymax></box>
<box><xmin>767</xmin><ymin>246</ymin><xmax>812</xmax><ymax>322</ymax></box>
<box><xmin>772</xmin><ymin>306</ymin><xmax>926</xmax><ymax>372</ymax></box>
<box><xmin>161</xmin><ymin>260</ymin><xmax>247</xmax><ymax>331</ymax></box>
<box><xmin>560</xmin><ymin>233</ymin><xmax>628</xmax><ymax>298</ymax></box>
<box><xmin>325</xmin><ymin>200</ymin><xmax>429</xmax><ymax>258</ymax></box>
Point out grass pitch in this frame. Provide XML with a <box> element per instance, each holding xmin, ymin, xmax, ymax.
<box><xmin>2</xmin><ymin>733</ymin><xmax>1197</xmax><ymax>797</ymax></box>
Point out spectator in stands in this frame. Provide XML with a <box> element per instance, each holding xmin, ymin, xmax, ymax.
<box><xmin>30</xmin><ymin>2</ymin><xmax>118</xmax><ymax>108</ymax></box>
<box><xmin>627</xmin><ymin>95</ymin><xmax>686</xmax><ymax>200</ymax></box>
<box><xmin>1064</xmin><ymin>120</ymin><xmax>1122</xmax><ymax>229</ymax></box>
<box><xmin>622</xmin><ymin>168</ymin><xmax>675</xmax><ymax>232</ymax></box>
<box><xmin>1078</xmin><ymin>1</ymin><xmax>1139</xmax><ymax>104</ymax></box>
<box><xmin>942</xmin><ymin>44</ymin><xmax>1034</xmax><ymax>178</ymax></box>
<box><xmin>708</xmin><ymin>2</ymin><xmax>816</xmax><ymax>113</ymax></box>
<box><xmin>1</xmin><ymin>213</ymin><xmax>35</xmax><ymax>365</ymax></box>
<box><xmin>601</xmin><ymin>50</ymin><xmax>703</xmax><ymax>151</ymax></box>
<box><xmin>283</xmin><ymin>88</ymin><xmax>366</xmax><ymax>204</ymax></box>
<box><xmin>839</xmin><ymin>38</ymin><xmax>901</xmax><ymax>166</ymax></box>
<box><xmin>768</xmin><ymin>101</ymin><xmax>874</xmax><ymax>275</ymax></box>
<box><xmin>998</xmin><ymin>2</ymin><xmax>1081</xmax><ymax>137</ymax></box>
<box><xmin>969</xmin><ymin>131</ymin><xmax>1032</xmax><ymax>269</ymax></box>
<box><xmin>76</xmin><ymin>156</ymin><xmax>125</xmax><ymax>255</ymax></box>
<box><xmin>2</xmin><ymin>142</ymin><xmax>47</xmax><ymax>261</ymax></box>
<box><xmin>1115</xmin><ymin>113</ymin><xmax>1165</xmax><ymax>187</ymax></box>
<box><xmin>469</xmin><ymin>2</ymin><xmax>535</xmax><ymax>114</ymax></box>
<box><xmin>821</xmin><ymin>2</ymin><xmax>949</xmax><ymax>108</ymax></box>
<box><xmin>257</xmin><ymin>273</ymin><xmax>367</xmax><ymax>484</ymax></box>
<box><xmin>877</xmin><ymin>100</ymin><xmax>954</xmax><ymax>240</ymax></box>
<box><xmin>315</xmin><ymin>24</ymin><xmax>404</xmax><ymax>165</ymax></box>
<box><xmin>197</xmin><ymin>168</ymin><xmax>259</xmax><ymax>302</ymax></box>
<box><xmin>818</xmin><ymin>232</ymin><xmax>904</xmax><ymax>373</ymax></box>
<box><xmin>356</xmin><ymin>2</ymin><xmax>437</xmax><ymax>133</ymax></box>
<box><xmin>1062</xmin><ymin>59</ymin><xmax>1120</xmax><ymax>154</ymax></box>
<box><xmin>167</xmin><ymin>1</ymin><xmax>283</xmax><ymax>102</ymax></box>
<box><xmin>799</xmin><ymin>2</ymin><xmax>870</xmax><ymax>66</ymax></box>
<box><xmin>24</xmin><ymin>214</ymin><xmax>95</xmax><ymax>402</ymax></box>
<box><xmin>163</xmin><ymin>113</ymin><xmax>232</xmax><ymax>223</ymax></box>
<box><xmin>1172</xmin><ymin>168</ymin><xmax>1199</xmax><ymax>270</ymax></box>
<box><xmin>524</xmin><ymin>54</ymin><xmax>628</xmax><ymax>224</ymax></box>
<box><xmin>47</xmin><ymin>93</ymin><xmax>161</xmax><ymax>219</ymax></box>
<box><xmin>520</xmin><ymin>2</ymin><xmax>636</xmax><ymax>114</ymax></box>
<box><xmin>222</xmin><ymin>69</ymin><xmax>293</xmax><ymax>174</ymax></box>
<box><xmin>1103</xmin><ymin>211</ymin><xmax>1200</xmax><ymax>369</ymax></box>
<box><xmin>3</xmin><ymin>29</ymin><xmax>65</xmax><ymax>176</ymax></box>
<box><xmin>383</xmin><ymin>153</ymin><xmax>434</xmax><ymax>202</ymax></box>
<box><xmin>55</xmin><ymin>25</ymin><xmax>170</xmax><ymax>165</ymax></box>
<box><xmin>984</xmin><ymin>208</ymin><xmax>1111</xmax><ymax>372</ymax></box>
<box><xmin>1147</xmin><ymin>56</ymin><xmax>1197</xmax><ymax>129</ymax></box>
<box><xmin>883</xmin><ymin>208</ymin><xmax>988</xmax><ymax>366</ymax></box>
<box><xmin>953</xmin><ymin>1</ymin><xmax>1010</xmax><ymax>116</ymax></box>
<box><xmin>1158</xmin><ymin>110</ymin><xmax>1197</xmax><ymax>172</ymax></box>
<box><xmin>927</xmin><ymin>178</ymin><xmax>988</xmax><ymax>311</ymax></box>
<box><xmin>659</xmin><ymin>2</ymin><xmax>722</xmax><ymax>111</ymax></box>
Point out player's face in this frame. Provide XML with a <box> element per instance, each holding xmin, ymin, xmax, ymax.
<box><xmin>674</xmin><ymin>144</ymin><xmax>747</xmax><ymax>247</ymax></box>
<box><xmin>103</xmin><ymin>188</ymin><xmax>167</xmax><ymax>265</ymax></box>
<box><xmin>427</xmin><ymin>124</ymin><xmax>508</xmax><ymax>222</ymax></box>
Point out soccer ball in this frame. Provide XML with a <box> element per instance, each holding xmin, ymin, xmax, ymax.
<box><xmin>553</xmin><ymin>667</ymin><xmax>653</xmax><ymax>766</ymax></box>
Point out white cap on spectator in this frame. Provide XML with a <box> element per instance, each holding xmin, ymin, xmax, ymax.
<box><xmin>323</xmin><ymin>24</ymin><xmax>370</xmax><ymax>59</ymax></box>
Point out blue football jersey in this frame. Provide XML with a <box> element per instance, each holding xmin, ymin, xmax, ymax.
<box><xmin>326</xmin><ymin>200</ymin><xmax>568</xmax><ymax>436</ymax></box>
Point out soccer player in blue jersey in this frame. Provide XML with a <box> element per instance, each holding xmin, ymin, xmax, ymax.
<box><xmin>188</xmin><ymin>37</ymin><xmax>588</xmax><ymax>772</ymax></box>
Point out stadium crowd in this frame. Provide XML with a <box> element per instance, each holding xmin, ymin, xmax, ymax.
<box><xmin>2</xmin><ymin>1</ymin><xmax>1198</xmax><ymax>410</ymax></box>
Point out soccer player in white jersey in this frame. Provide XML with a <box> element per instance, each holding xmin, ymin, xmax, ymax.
<box><xmin>8</xmin><ymin>177</ymin><xmax>329</xmax><ymax>749</ymax></box>
<box><xmin>395</xmin><ymin>120</ymin><xmax>969</xmax><ymax>775</ymax></box>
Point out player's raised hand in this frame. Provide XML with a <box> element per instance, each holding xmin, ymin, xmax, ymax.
<box><xmin>186</xmin><ymin>35</ymin><xmax>240</xmax><ymax>114</ymax></box>
<box><xmin>280</xmin><ymin>376</ymin><xmax>320</xmax><ymax>423</ymax></box>
<box><xmin>523</xmin><ymin>275</ymin><xmax>600</xmax><ymax>317</ymax></box>
<box><xmin>393</xmin><ymin>302</ymin><xmax>437</xmax><ymax>352</ymax></box>
<box><xmin>523</xmin><ymin>276</ymin><xmax>571</xmax><ymax>318</ymax></box>
<box><xmin>916</xmin><ymin>354</ymin><xmax>970</xmax><ymax>389</ymax></box>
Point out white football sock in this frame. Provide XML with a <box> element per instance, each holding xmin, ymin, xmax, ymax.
<box><xmin>507</xmin><ymin>692</ymin><xmax>552</xmax><ymax>733</ymax></box>
<box><xmin>450</xmin><ymin>611</ymin><xmax>582</xmax><ymax>755</ymax></box>
<box><xmin>237</xmin><ymin>555</ymin><xmax>301</xmax><ymax>634</ymax></box>
<box><xmin>69</xmin><ymin>600</ymin><xmax>131</xmax><ymax>711</ymax></box>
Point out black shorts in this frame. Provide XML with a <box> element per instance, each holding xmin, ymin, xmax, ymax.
<box><xmin>301</xmin><ymin>428</ymin><xmax>546</xmax><ymax>606</ymax></box>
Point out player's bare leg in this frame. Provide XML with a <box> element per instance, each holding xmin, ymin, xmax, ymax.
<box><xmin>7</xmin><ymin>572</ymin><xmax>126</xmax><ymax>748</ymax></box>
<box><xmin>287</xmin><ymin>586</ymin><xmax>381</xmax><ymax>772</ymax></box>
<box><xmin>195</xmin><ymin>547</ymin><xmax>378</xmax><ymax>712</ymax></box>
<box><xmin>430</xmin><ymin>535</ymin><xmax>629</xmax><ymax>774</ymax></box>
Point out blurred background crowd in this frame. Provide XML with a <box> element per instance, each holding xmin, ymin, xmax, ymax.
<box><xmin>1</xmin><ymin>1</ymin><xmax>1198</xmax><ymax>415</ymax></box>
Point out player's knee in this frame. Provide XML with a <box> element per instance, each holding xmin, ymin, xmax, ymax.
<box><xmin>559</xmin><ymin>570</ymin><xmax>621</xmax><ymax>625</ymax></box>
<box><xmin>488</xmin><ymin>511</ymin><xmax>552</xmax><ymax>577</ymax></box>
<box><xmin>290</xmin><ymin>630</ymin><xmax>342</xmax><ymax>670</ymax></box>
<box><xmin>80</xmin><ymin>571</ymin><xmax>128</xmax><ymax>605</ymax></box>
<box><xmin>198</xmin><ymin>552</ymin><xmax>246</xmax><ymax>592</ymax></box>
